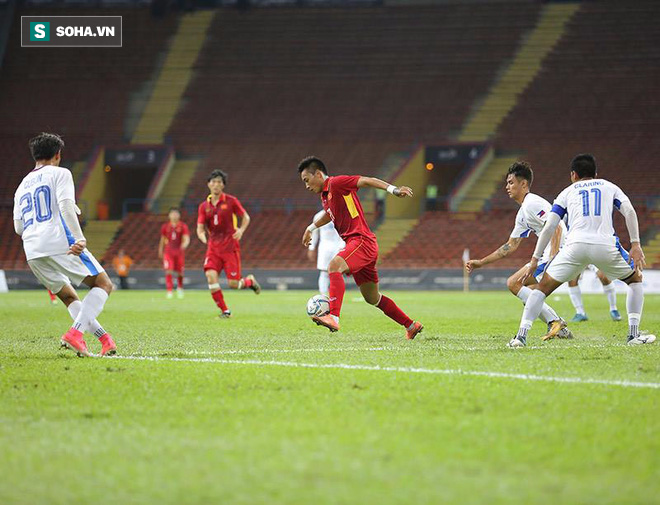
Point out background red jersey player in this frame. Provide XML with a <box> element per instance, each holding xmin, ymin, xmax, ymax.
<box><xmin>299</xmin><ymin>156</ymin><xmax>423</xmax><ymax>339</ymax></box>
<box><xmin>159</xmin><ymin>207</ymin><xmax>190</xmax><ymax>299</ymax></box>
<box><xmin>197</xmin><ymin>169</ymin><xmax>261</xmax><ymax>318</ymax></box>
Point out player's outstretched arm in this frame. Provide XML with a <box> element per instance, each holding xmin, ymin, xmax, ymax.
<box><xmin>357</xmin><ymin>177</ymin><xmax>413</xmax><ymax>198</ymax></box>
<box><xmin>465</xmin><ymin>237</ymin><xmax>522</xmax><ymax>273</ymax></box>
<box><xmin>619</xmin><ymin>201</ymin><xmax>646</xmax><ymax>270</ymax></box>
<box><xmin>196</xmin><ymin>223</ymin><xmax>208</xmax><ymax>245</ymax></box>
<box><xmin>302</xmin><ymin>211</ymin><xmax>331</xmax><ymax>247</ymax></box>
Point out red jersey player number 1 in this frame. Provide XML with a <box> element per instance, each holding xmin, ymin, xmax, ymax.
<box><xmin>298</xmin><ymin>156</ymin><xmax>423</xmax><ymax>340</ymax></box>
<box><xmin>159</xmin><ymin>207</ymin><xmax>190</xmax><ymax>299</ymax></box>
<box><xmin>196</xmin><ymin>169</ymin><xmax>261</xmax><ymax>319</ymax></box>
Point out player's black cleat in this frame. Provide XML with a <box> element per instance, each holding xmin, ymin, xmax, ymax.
<box><xmin>219</xmin><ymin>310</ymin><xmax>232</xmax><ymax>319</ymax></box>
<box><xmin>246</xmin><ymin>274</ymin><xmax>261</xmax><ymax>294</ymax></box>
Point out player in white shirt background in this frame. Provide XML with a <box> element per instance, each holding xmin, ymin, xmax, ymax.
<box><xmin>307</xmin><ymin>209</ymin><xmax>345</xmax><ymax>295</ymax></box>
<box><xmin>512</xmin><ymin>153</ymin><xmax>654</xmax><ymax>347</ymax></box>
<box><xmin>466</xmin><ymin>161</ymin><xmax>572</xmax><ymax>340</ymax></box>
<box><xmin>13</xmin><ymin>133</ymin><xmax>116</xmax><ymax>357</ymax></box>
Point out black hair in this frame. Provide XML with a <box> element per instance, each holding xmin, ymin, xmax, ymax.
<box><xmin>207</xmin><ymin>169</ymin><xmax>227</xmax><ymax>184</ymax></box>
<box><xmin>168</xmin><ymin>207</ymin><xmax>180</xmax><ymax>213</ymax></box>
<box><xmin>297</xmin><ymin>156</ymin><xmax>328</xmax><ymax>175</ymax></box>
<box><xmin>29</xmin><ymin>132</ymin><xmax>64</xmax><ymax>161</ymax></box>
<box><xmin>507</xmin><ymin>160</ymin><xmax>533</xmax><ymax>186</ymax></box>
<box><xmin>570</xmin><ymin>154</ymin><xmax>597</xmax><ymax>179</ymax></box>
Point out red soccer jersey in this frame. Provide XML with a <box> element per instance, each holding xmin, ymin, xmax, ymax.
<box><xmin>197</xmin><ymin>193</ymin><xmax>246</xmax><ymax>253</ymax></box>
<box><xmin>161</xmin><ymin>222</ymin><xmax>190</xmax><ymax>254</ymax></box>
<box><xmin>321</xmin><ymin>175</ymin><xmax>376</xmax><ymax>242</ymax></box>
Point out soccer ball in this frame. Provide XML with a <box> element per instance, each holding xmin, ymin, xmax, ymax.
<box><xmin>306</xmin><ymin>294</ymin><xmax>330</xmax><ymax>317</ymax></box>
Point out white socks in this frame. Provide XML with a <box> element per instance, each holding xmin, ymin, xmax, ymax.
<box><xmin>626</xmin><ymin>282</ymin><xmax>644</xmax><ymax>338</ymax></box>
<box><xmin>67</xmin><ymin>300</ymin><xmax>108</xmax><ymax>339</ymax></box>
<box><xmin>71</xmin><ymin>288</ymin><xmax>109</xmax><ymax>335</ymax></box>
<box><xmin>516</xmin><ymin>286</ymin><xmax>560</xmax><ymax>324</ymax></box>
<box><xmin>603</xmin><ymin>282</ymin><xmax>617</xmax><ymax>311</ymax></box>
<box><xmin>319</xmin><ymin>271</ymin><xmax>330</xmax><ymax>295</ymax></box>
<box><xmin>568</xmin><ymin>286</ymin><xmax>585</xmax><ymax>315</ymax></box>
<box><xmin>517</xmin><ymin>290</ymin><xmax>547</xmax><ymax>340</ymax></box>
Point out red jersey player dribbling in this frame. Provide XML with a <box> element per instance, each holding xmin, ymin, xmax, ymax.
<box><xmin>299</xmin><ymin>156</ymin><xmax>423</xmax><ymax>338</ymax></box>
<box><xmin>159</xmin><ymin>207</ymin><xmax>190</xmax><ymax>299</ymax></box>
<box><xmin>197</xmin><ymin>169</ymin><xmax>261</xmax><ymax>318</ymax></box>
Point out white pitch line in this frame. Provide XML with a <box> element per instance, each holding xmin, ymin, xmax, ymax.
<box><xmin>161</xmin><ymin>342</ymin><xmax>627</xmax><ymax>356</ymax></box>
<box><xmin>110</xmin><ymin>355</ymin><xmax>660</xmax><ymax>390</ymax></box>
<box><xmin>179</xmin><ymin>346</ymin><xmax>399</xmax><ymax>355</ymax></box>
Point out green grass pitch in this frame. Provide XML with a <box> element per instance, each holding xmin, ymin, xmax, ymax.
<box><xmin>1</xmin><ymin>289</ymin><xmax>659</xmax><ymax>505</ymax></box>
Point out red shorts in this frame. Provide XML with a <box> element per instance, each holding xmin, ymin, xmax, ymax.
<box><xmin>339</xmin><ymin>237</ymin><xmax>379</xmax><ymax>286</ymax></box>
<box><xmin>204</xmin><ymin>249</ymin><xmax>242</xmax><ymax>280</ymax></box>
<box><xmin>163</xmin><ymin>250</ymin><xmax>185</xmax><ymax>273</ymax></box>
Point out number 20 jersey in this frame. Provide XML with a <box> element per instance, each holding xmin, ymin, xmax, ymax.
<box><xmin>13</xmin><ymin>164</ymin><xmax>77</xmax><ymax>260</ymax></box>
<box><xmin>551</xmin><ymin>178</ymin><xmax>631</xmax><ymax>247</ymax></box>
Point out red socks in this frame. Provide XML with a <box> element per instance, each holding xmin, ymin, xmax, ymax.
<box><xmin>211</xmin><ymin>289</ymin><xmax>228</xmax><ymax>312</ymax></box>
<box><xmin>165</xmin><ymin>274</ymin><xmax>173</xmax><ymax>292</ymax></box>
<box><xmin>241</xmin><ymin>277</ymin><xmax>253</xmax><ymax>289</ymax></box>
<box><xmin>377</xmin><ymin>295</ymin><xmax>413</xmax><ymax>328</ymax></box>
<box><xmin>177</xmin><ymin>275</ymin><xmax>184</xmax><ymax>289</ymax></box>
<box><xmin>328</xmin><ymin>272</ymin><xmax>345</xmax><ymax>317</ymax></box>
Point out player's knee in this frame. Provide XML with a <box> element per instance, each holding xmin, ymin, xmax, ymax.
<box><xmin>228</xmin><ymin>280</ymin><xmax>239</xmax><ymax>289</ymax></box>
<box><xmin>506</xmin><ymin>275</ymin><xmax>521</xmax><ymax>293</ymax></box>
<box><xmin>327</xmin><ymin>257</ymin><xmax>344</xmax><ymax>274</ymax></box>
<box><xmin>93</xmin><ymin>274</ymin><xmax>114</xmax><ymax>294</ymax></box>
<box><xmin>364</xmin><ymin>293</ymin><xmax>380</xmax><ymax>305</ymax></box>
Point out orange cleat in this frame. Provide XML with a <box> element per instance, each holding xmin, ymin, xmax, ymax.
<box><xmin>60</xmin><ymin>328</ymin><xmax>91</xmax><ymax>357</ymax></box>
<box><xmin>99</xmin><ymin>334</ymin><xmax>117</xmax><ymax>357</ymax></box>
<box><xmin>312</xmin><ymin>314</ymin><xmax>340</xmax><ymax>332</ymax></box>
<box><xmin>406</xmin><ymin>321</ymin><xmax>424</xmax><ymax>340</ymax></box>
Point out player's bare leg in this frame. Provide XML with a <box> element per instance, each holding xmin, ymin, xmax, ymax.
<box><xmin>230</xmin><ymin>275</ymin><xmax>262</xmax><ymax>294</ymax></box>
<box><xmin>621</xmin><ymin>270</ymin><xmax>655</xmax><ymax>345</ymax></box>
<box><xmin>360</xmin><ymin>281</ymin><xmax>422</xmax><ymax>339</ymax></box>
<box><xmin>165</xmin><ymin>269</ymin><xmax>174</xmax><ymax>299</ymax></box>
<box><xmin>597</xmin><ymin>270</ymin><xmax>621</xmax><ymax>321</ymax></box>
<box><xmin>312</xmin><ymin>255</ymin><xmax>347</xmax><ymax>332</ymax></box>
<box><xmin>507</xmin><ymin>265</ymin><xmax>571</xmax><ymax>340</ymax></box>
<box><xmin>206</xmin><ymin>269</ymin><xmax>230</xmax><ymax>318</ymax></box>
<box><xmin>509</xmin><ymin>273</ymin><xmax>563</xmax><ymax>347</ymax></box>
<box><xmin>176</xmin><ymin>271</ymin><xmax>185</xmax><ymax>299</ymax></box>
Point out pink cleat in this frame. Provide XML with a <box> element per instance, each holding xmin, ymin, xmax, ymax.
<box><xmin>405</xmin><ymin>321</ymin><xmax>424</xmax><ymax>340</ymax></box>
<box><xmin>312</xmin><ymin>314</ymin><xmax>340</xmax><ymax>332</ymax></box>
<box><xmin>60</xmin><ymin>328</ymin><xmax>91</xmax><ymax>357</ymax></box>
<box><xmin>99</xmin><ymin>334</ymin><xmax>117</xmax><ymax>357</ymax></box>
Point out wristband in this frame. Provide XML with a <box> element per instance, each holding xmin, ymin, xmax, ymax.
<box><xmin>306</xmin><ymin>223</ymin><xmax>318</xmax><ymax>233</ymax></box>
<box><xmin>387</xmin><ymin>185</ymin><xmax>397</xmax><ymax>195</ymax></box>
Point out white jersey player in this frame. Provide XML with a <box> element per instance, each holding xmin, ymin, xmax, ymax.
<box><xmin>308</xmin><ymin>209</ymin><xmax>345</xmax><ymax>294</ymax></box>
<box><xmin>466</xmin><ymin>161</ymin><xmax>571</xmax><ymax>340</ymax></box>
<box><xmin>512</xmin><ymin>153</ymin><xmax>654</xmax><ymax>347</ymax></box>
<box><xmin>13</xmin><ymin>133</ymin><xmax>116</xmax><ymax>357</ymax></box>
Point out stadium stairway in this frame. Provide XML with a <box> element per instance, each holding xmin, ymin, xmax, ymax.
<box><xmin>131</xmin><ymin>11</ymin><xmax>215</xmax><ymax>144</ymax></box>
<box><xmin>375</xmin><ymin>219</ymin><xmax>418</xmax><ymax>260</ymax></box>
<box><xmin>84</xmin><ymin>220</ymin><xmax>122</xmax><ymax>262</ymax></box>
<box><xmin>154</xmin><ymin>158</ymin><xmax>201</xmax><ymax>209</ymax></box>
<box><xmin>458</xmin><ymin>3</ymin><xmax>580</xmax><ymax>142</ymax></box>
<box><xmin>455</xmin><ymin>155</ymin><xmax>519</xmax><ymax>212</ymax></box>
<box><xmin>453</xmin><ymin>3</ymin><xmax>579</xmax><ymax>213</ymax></box>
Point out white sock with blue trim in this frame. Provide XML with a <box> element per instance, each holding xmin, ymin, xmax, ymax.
<box><xmin>517</xmin><ymin>290</ymin><xmax>547</xmax><ymax>340</ymax></box>
<box><xmin>72</xmin><ymin>288</ymin><xmax>109</xmax><ymax>334</ymax></box>
<box><xmin>67</xmin><ymin>300</ymin><xmax>108</xmax><ymax>338</ymax></box>
<box><xmin>568</xmin><ymin>286</ymin><xmax>585</xmax><ymax>315</ymax></box>
<box><xmin>603</xmin><ymin>282</ymin><xmax>617</xmax><ymax>311</ymax></box>
<box><xmin>626</xmin><ymin>282</ymin><xmax>644</xmax><ymax>337</ymax></box>
<box><xmin>517</xmin><ymin>286</ymin><xmax>559</xmax><ymax>324</ymax></box>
